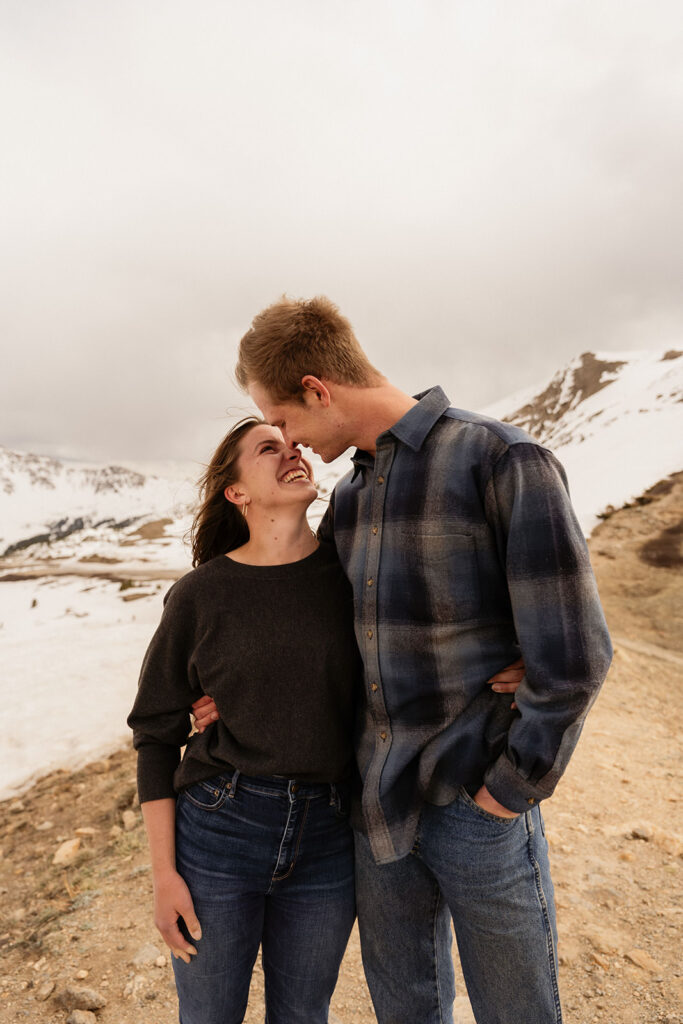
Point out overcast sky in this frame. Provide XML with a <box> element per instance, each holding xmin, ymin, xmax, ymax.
<box><xmin>2</xmin><ymin>0</ymin><xmax>682</xmax><ymax>463</ymax></box>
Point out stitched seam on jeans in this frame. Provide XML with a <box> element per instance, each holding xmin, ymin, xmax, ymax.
<box><xmin>237</xmin><ymin>784</ymin><xmax>286</xmax><ymax>799</ymax></box>
<box><xmin>239</xmin><ymin>782</ymin><xmax>329</xmax><ymax>800</ymax></box>
<box><xmin>431</xmin><ymin>883</ymin><xmax>446</xmax><ymax>1024</ymax></box>
<box><xmin>182</xmin><ymin>787</ymin><xmax>228</xmax><ymax>812</ymax></box>
<box><xmin>272</xmin><ymin>799</ymin><xmax>310</xmax><ymax>882</ymax></box>
<box><xmin>268</xmin><ymin>797</ymin><xmax>296</xmax><ymax>892</ymax></box>
<box><xmin>526</xmin><ymin>819</ymin><xmax>563</xmax><ymax>1022</ymax></box>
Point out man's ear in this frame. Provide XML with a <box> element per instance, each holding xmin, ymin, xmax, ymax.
<box><xmin>224</xmin><ymin>485</ymin><xmax>248</xmax><ymax>507</ymax></box>
<box><xmin>300</xmin><ymin>375</ymin><xmax>331</xmax><ymax>407</ymax></box>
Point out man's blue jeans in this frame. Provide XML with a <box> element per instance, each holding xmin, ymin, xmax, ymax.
<box><xmin>172</xmin><ymin>771</ymin><xmax>356</xmax><ymax>1024</ymax></box>
<box><xmin>355</xmin><ymin>787</ymin><xmax>562</xmax><ymax>1024</ymax></box>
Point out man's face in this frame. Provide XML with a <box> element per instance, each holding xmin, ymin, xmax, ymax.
<box><xmin>248</xmin><ymin>382</ymin><xmax>348</xmax><ymax>463</ymax></box>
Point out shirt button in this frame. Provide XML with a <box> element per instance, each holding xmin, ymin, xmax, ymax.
<box><xmin>367</xmin><ymin>629</ymin><xmax>373</xmax><ymax>638</ymax></box>
<box><xmin>380</xmin><ymin>731</ymin><xmax>387</xmax><ymax>741</ymax></box>
<box><xmin>527</xmin><ymin>798</ymin><xmax>536</xmax><ymax>805</ymax></box>
<box><xmin>372</xmin><ymin>526</ymin><xmax>378</xmax><ymax>535</ymax></box>
<box><xmin>367</xmin><ymin>578</ymin><xmax>374</xmax><ymax>587</ymax></box>
<box><xmin>371</xmin><ymin>683</ymin><xmax>378</xmax><ymax>692</ymax></box>
<box><xmin>377</xmin><ymin>475</ymin><xmax>385</xmax><ymax>484</ymax></box>
<box><xmin>291</xmin><ymin>784</ymin><xmax>299</xmax><ymax>793</ymax></box>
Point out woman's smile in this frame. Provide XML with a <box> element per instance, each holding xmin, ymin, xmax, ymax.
<box><xmin>280</xmin><ymin>467</ymin><xmax>309</xmax><ymax>484</ymax></box>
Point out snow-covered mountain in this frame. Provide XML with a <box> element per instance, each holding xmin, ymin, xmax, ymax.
<box><xmin>0</xmin><ymin>447</ymin><xmax>197</xmax><ymax>566</ymax></box>
<box><xmin>482</xmin><ymin>348</ymin><xmax>683</xmax><ymax>533</ymax></box>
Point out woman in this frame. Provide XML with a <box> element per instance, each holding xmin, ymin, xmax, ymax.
<box><xmin>128</xmin><ymin>417</ymin><xmax>360</xmax><ymax>1024</ymax></box>
<box><xmin>128</xmin><ymin>416</ymin><xmax>523</xmax><ymax>1024</ymax></box>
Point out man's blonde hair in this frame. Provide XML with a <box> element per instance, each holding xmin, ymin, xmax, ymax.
<box><xmin>236</xmin><ymin>295</ymin><xmax>382</xmax><ymax>402</ymax></box>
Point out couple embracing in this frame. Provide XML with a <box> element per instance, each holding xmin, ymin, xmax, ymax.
<box><xmin>128</xmin><ymin>296</ymin><xmax>612</xmax><ymax>1024</ymax></box>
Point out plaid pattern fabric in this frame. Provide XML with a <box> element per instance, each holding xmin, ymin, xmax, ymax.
<box><xmin>319</xmin><ymin>386</ymin><xmax>612</xmax><ymax>863</ymax></box>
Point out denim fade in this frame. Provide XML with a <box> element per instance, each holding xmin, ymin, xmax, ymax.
<box><xmin>355</xmin><ymin>789</ymin><xmax>562</xmax><ymax>1024</ymax></box>
<box><xmin>172</xmin><ymin>772</ymin><xmax>355</xmax><ymax>1024</ymax></box>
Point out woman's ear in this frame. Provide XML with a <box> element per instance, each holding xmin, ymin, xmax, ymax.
<box><xmin>224</xmin><ymin>485</ymin><xmax>247</xmax><ymax>507</ymax></box>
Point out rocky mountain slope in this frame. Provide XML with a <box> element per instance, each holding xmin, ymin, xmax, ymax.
<box><xmin>483</xmin><ymin>347</ymin><xmax>683</xmax><ymax>533</ymax></box>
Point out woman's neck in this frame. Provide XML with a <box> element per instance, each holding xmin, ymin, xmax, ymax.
<box><xmin>226</xmin><ymin>511</ymin><xmax>318</xmax><ymax>566</ymax></box>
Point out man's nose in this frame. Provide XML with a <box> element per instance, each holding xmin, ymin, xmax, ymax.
<box><xmin>285</xmin><ymin>444</ymin><xmax>301</xmax><ymax>461</ymax></box>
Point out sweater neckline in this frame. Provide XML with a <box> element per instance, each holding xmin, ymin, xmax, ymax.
<box><xmin>214</xmin><ymin>542</ymin><xmax>328</xmax><ymax>579</ymax></box>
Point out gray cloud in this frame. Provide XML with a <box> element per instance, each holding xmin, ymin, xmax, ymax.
<box><xmin>2</xmin><ymin>0</ymin><xmax>682</xmax><ymax>461</ymax></box>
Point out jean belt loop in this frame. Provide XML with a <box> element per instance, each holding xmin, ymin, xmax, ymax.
<box><xmin>228</xmin><ymin>768</ymin><xmax>240</xmax><ymax>799</ymax></box>
<box><xmin>329</xmin><ymin>783</ymin><xmax>337</xmax><ymax>807</ymax></box>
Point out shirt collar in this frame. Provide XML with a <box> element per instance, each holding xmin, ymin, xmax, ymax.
<box><xmin>350</xmin><ymin>386</ymin><xmax>451</xmax><ymax>475</ymax></box>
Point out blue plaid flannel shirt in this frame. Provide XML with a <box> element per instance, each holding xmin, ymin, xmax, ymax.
<box><xmin>318</xmin><ymin>386</ymin><xmax>612</xmax><ymax>864</ymax></box>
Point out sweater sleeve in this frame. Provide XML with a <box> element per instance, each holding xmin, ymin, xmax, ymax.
<box><xmin>482</xmin><ymin>443</ymin><xmax>613</xmax><ymax>811</ymax></box>
<box><xmin>127</xmin><ymin>581</ymin><xmax>202</xmax><ymax>803</ymax></box>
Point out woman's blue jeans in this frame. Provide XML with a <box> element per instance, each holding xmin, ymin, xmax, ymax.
<box><xmin>172</xmin><ymin>771</ymin><xmax>356</xmax><ymax>1024</ymax></box>
<box><xmin>355</xmin><ymin>787</ymin><xmax>562</xmax><ymax>1024</ymax></box>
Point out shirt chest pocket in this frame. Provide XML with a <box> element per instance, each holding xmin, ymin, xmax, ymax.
<box><xmin>404</xmin><ymin>531</ymin><xmax>482</xmax><ymax>623</ymax></box>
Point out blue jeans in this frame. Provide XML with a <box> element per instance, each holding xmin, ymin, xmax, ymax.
<box><xmin>355</xmin><ymin>787</ymin><xmax>562</xmax><ymax>1024</ymax></box>
<box><xmin>172</xmin><ymin>771</ymin><xmax>356</xmax><ymax>1024</ymax></box>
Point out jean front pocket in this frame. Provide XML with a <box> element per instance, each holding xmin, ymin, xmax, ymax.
<box><xmin>458</xmin><ymin>786</ymin><xmax>519</xmax><ymax>826</ymax></box>
<box><xmin>182</xmin><ymin>778</ymin><xmax>229</xmax><ymax>811</ymax></box>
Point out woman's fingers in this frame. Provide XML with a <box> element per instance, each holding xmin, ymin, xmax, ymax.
<box><xmin>191</xmin><ymin>694</ymin><xmax>213</xmax><ymax>712</ymax></box>
<box><xmin>489</xmin><ymin>657</ymin><xmax>524</xmax><ymax>679</ymax></box>
<box><xmin>491</xmin><ymin>669</ymin><xmax>524</xmax><ymax>683</ymax></box>
<box><xmin>488</xmin><ymin>657</ymin><xmax>525</xmax><ymax>692</ymax></box>
<box><xmin>158</xmin><ymin>919</ymin><xmax>198</xmax><ymax>963</ymax></box>
<box><xmin>192</xmin><ymin>698</ymin><xmax>219</xmax><ymax>732</ymax></box>
<box><xmin>154</xmin><ymin>873</ymin><xmax>202</xmax><ymax>964</ymax></box>
<box><xmin>177</xmin><ymin>889</ymin><xmax>202</xmax><ymax>943</ymax></box>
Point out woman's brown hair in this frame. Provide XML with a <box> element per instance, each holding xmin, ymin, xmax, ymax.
<box><xmin>190</xmin><ymin>417</ymin><xmax>264</xmax><ymax>567</ymax></box>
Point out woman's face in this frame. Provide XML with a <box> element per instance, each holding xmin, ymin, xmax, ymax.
<box><xmin>228</xmin><ymin>424</ymin><xmax>317</xmax><ymax>513</ymax></box>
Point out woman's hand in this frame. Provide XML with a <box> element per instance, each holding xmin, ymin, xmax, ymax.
<box><xmin>153</xmin><ymin>868</ymin><xmax>202</xmax><ymax>964</ymax></box>
<box><xmin>487</xmin><ymin>657</ymin><xmax>524</xmax><ymax>709</ymax></box>
<box><xmin>191</xmin><ymin>694</ymin><xmax>219</xmax><ymax>733</ymax></box>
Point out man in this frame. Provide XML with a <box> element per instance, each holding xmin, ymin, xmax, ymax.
<box><xmin>196</xmin><ymin>295</ymin><xmax>612</xmax><ymax>1024</ymax></box>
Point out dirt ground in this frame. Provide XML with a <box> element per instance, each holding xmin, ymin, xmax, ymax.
<box><xmin>0</xmin><ymin>476</ymin><xmax>681</xmax><ymax>1024</ymax></box>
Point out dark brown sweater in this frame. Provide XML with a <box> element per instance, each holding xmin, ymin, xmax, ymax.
<box><xmin>128</xmin><ymin>543</ymin><xmax>361</xmax><ymax>803</ymax></box>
